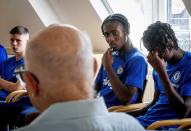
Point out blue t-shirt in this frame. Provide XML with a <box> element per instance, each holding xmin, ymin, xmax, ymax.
<box><xmin>96</xmin><ymin>48</ymin><xmax>148</xmax><ymax>108</ymax></box>
<box><xmin>0</xmin><ymin>44</ymin><xmax>8</xmax><ymax>75</ymax></box>
<box><xmin>0</xmin><ymin>56</ymin><xmax>24</xmax><ymax>100</ymax></box>
<box><xmin>137</xmin><ymin>51</ymin><xmax>191</xmax><ymax>129</ymax></box>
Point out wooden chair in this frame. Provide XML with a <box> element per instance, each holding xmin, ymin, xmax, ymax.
<box><xmin>5</xmin><ymin>90</ymin><xmax>39</xmax><ymax>129</ymax></box>
<box><xmin>108</xmin><ymin>102</ymin><xmax>148</xmax><ymax>112</ymax></box>
<box><xmin>0</xmin><ymin>90</ymin><xmax>27</xmax><ymax>130</ymax></box>
<box><xmin>5</xmin><ymin>90</ymin><xmax>27</xmax><ymax>103</ymax></box>
<box><xmin>146</xmin><ymin>118</ymin><xmax>191</xmax><ymax>130</ymax></box>
<box><xmin>109</xmin><ymin>102</ymin><xmax>191</xmax><ymax>130</ymax></box>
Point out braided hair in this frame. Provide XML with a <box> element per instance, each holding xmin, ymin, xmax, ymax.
<box><xmin>101</xmin><ymin>13</ymin><xmax>130</xmax><ymax>35</ymax></box>
<box><xmin>142</xmin><ymin>21</ymin><xmax>178</xmax><ymax>52</ymax></box>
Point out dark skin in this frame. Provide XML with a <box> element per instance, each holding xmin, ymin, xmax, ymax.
<box><xmin>96</xmin><ymin>21</ymin><xmax>138</xmax><ymax>105</ymax></box>
<box><xmin>129</xmin><ymin>91</ymin><xmax>160</xmax><ymax>117</ymax></box>
<box><xmin>129</xmin><ymin>44</ymin><xmax>191</xmax><ymax>118</ymax></box>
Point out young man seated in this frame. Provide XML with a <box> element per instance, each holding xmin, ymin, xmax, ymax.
<box><xmin>95</xmin><ymin>13</ymin><xmax>148</xmax><ymax>108</ymax></box>
<box><xmin>0</xmin><ymin>26</ymin><xmax>29</xmax><ymax>100</ymax></box>
<box><xmin>0</xmin><ymin>26</ymin><xmax>36</xmax><ymax>128</ymax></box>
<box><xmin>129</xmin><ymin>21</ymin><xmax>191</xmax><ymax>130</ymax></box>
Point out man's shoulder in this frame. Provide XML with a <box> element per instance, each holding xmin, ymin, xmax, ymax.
<box><xmin>104</xmin><ymin>112</ymin><xmax>130</xmax><ymax>121</ymax></box>
<box><xmin>128</xmin><ymin>53</ymin><xmax>147</xmax><ymax>66</ymax></box>
<box><xmin>105</xmin><ymin>112</ymin><xmax>145</xmax><ymax>130</ymax></box>
<box><xmin>0</xmin><ymin>44</ymin><xmax>5</xmax><ymax>49</ymax></box>
<box><xmin>15</xmin><ymin>111</ymin><xmax>145</xmax><ymax>131</ymax></box>
<box><xmin>0</xmin><ymin>45</ymin><xmax>6</xmax><ymax>53</ymax></box>
<box><xmin>4</xmin><ymin>56</ymin><xmax>16</xmax><ymax>64</ymax></box>
<box><xmin>178</xmin><ymin>52</ymin><xmax>191</xmax><ymax>72</ymax></box>
<box><xmin>126</xmin><ymin>48</ymin><xmax>146</xmax><ymax>60</ymax></box>
<box><xmin>108</xmin><ymin>111</ymin><xmax>136</xmax><ymax>119</ymax></box>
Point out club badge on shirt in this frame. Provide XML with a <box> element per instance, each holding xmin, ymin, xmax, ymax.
<box><xmin>117</xmin><ymin>66</ymin><xmax>123</xmax><ymax>75</ymax></box>
<box><xmin>173</xmin><ymin>71</ymin><xmax>181</xmax><ymax>83</ymax></box>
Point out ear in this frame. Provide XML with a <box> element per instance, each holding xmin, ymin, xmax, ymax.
<box><xmin>24</xmin><ymin>72</ymin><xmax>39</xmax><ymax>97</ymax></box>
<box><xmin>93</xmin><ymin>57</ymin><xmax>98</xmax><ymax>79</ymax></box>
<box><xmin>124</xmin><ymin>30</ymin><xmax>129</xmax><ymax>36</ymax></box>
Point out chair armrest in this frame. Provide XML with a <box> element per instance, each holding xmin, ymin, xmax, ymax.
<box><xmin>5</xmin><ymin>90</ymin><xmax>27</xmax><ymax>103</ymax></box>
<box><xmin>115</xmin><ymin>103</ymin><xmax>148</xmax><ymax>112</ymax></box>
<box><xmin>146</xmin><ymin>118</ymin><xmax>191</xmax><ymax>130</ymax></box>
<box><xmin>12</xmin><ymin>91</ymin><xmax>27</xmax><ymax>102</ymax></box>
<box><xmin>108</xmin><ymin>105</ymin><xmax>128</xmax><ymax>112</ymax></box>
<box><xmin>108</xmin><ymin>103</ymin><xmax>148</xmax><ymax>112</ymax></box>
<box><xmin>179</xmin><ymin>122</ymin><xmax>191</xmax><ymax>130</ymax></box>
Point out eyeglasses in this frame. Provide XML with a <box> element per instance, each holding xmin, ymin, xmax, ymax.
<box><xmin>15</xmin><ymin>66</ymin><xmax>25</xmax><ymax>84</ymax></box>
<box><xmin>14</xmin><ymin>66</ymin><xmax>39</xmax><ymax>84</ymax></box>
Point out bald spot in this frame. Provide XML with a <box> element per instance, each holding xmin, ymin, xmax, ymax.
<box><xmin>25</xmin><ymin>25</ymin><xmax>93</xmax><ymax>87</ymax></box>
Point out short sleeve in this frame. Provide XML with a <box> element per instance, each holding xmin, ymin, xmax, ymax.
<box><xmin>152</xmin><ymin>70</ymin><xmax>160</xmax><ymax>92</ymax></box>
<box><xmin>0</xmin><ymin>45</ymin><xmax>8</xmax><ymax>76</ymax></box>
<box><xmin>124</xmin><ymin>57</ymin><xmax>148</xmax><ymax>90</ymax></box>
<box><xmin>179</xmin><ymin>73</ymin><xmax>191</xmax><ymax>96</ymax></box>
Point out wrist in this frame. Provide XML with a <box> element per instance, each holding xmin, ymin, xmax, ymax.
<box><xmin>158</xmin><ymin>70</ymin><xmax>170</xmax><ymax>83</ymax></box>
<box><xmin>104</xmin><ymin>65</ymin><xmax>112</xmax><ymax>71</ymax></box>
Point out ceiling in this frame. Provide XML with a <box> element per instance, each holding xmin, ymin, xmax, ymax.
<box><xmin>0</xmin><ymin>0</ymin><xmax>108</xmax><ymax>54</ymax></box>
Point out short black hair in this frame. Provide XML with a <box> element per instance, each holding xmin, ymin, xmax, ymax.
<box><xmin>142</xmin><ymin>21</ymin><xmax>178</xmax><ymax>51</ymax></box>
<box><xmin>101</xmin><ymin>13</ymin><xmax>130</xmax><ymax>35</ymax></box>
<box><xmin>10</xmin><ymin>26</ymin><xmax>29</xmax><ymax>35</ymax></box>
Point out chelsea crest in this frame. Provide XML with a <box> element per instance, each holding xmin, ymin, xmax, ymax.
<box><xmin>117</xmin><ymin>66</ymin><xmax>123</xmax><ymax>74</ymax></box>
<box><xmin>173</xmin><ymin>71</ymin><xmax>181</xmax><ymax>83</ymax></box>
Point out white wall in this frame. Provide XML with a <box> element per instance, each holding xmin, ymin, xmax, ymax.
<box><xmin>0</xmin><ymin>0</ymin><xmax>44</xmax><ymax>50</ymax></box>
<box><xmin>0</xmin><ymin>0</ymin><xmax>108</xmax><ymax>54</ymax></box>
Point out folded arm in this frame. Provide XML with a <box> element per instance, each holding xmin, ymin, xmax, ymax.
<box><xmin>0</xmin><ymin>77</ymin><xmax>25</xmax><ymax>92</ymax></box>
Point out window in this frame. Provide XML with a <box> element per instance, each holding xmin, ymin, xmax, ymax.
<box><xmin>90</xmin><ymin>0</ymin><xmax>153</xmax><ymax>50</ymax></box>
<box><xmin>91</xmin><ymin>0</ymin><xmax>191</xmax><ymax>51</ymax></box>
<box><xmin>166</xmin><ymin>0</ymin><xmax>191</xmax><ymax>51</ymax></box>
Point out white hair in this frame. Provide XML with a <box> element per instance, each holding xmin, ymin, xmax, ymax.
<box><xmin>25</xmin><ymin>24</ymin><xmax>94</xmax><ymax>89</ymax></box>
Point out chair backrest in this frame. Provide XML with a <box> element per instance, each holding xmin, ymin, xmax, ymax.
<box><xmin>135</xmin><ymin>79</ymin><xmax>148</xmax><ymax>103</ymax></box>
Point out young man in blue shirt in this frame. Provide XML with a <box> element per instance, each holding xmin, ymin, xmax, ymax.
<box><xmin>95</xmin><ymin>14</ymin><xmax>148</xmax><ymax>108</ymax></box>
<box><xmin>0</xmin><ymin>26</ymin><xmax>35</xmax><ymax>128</ymax></box>
<box><xmin>129</xmin><ymin>21</ymin><xmax>191</xmax><ymax>130</ymax></box>
<box><xmin>0</xmin><ymin>26</ymin><xmax>29</xmax><ymax>100</ymax></box>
